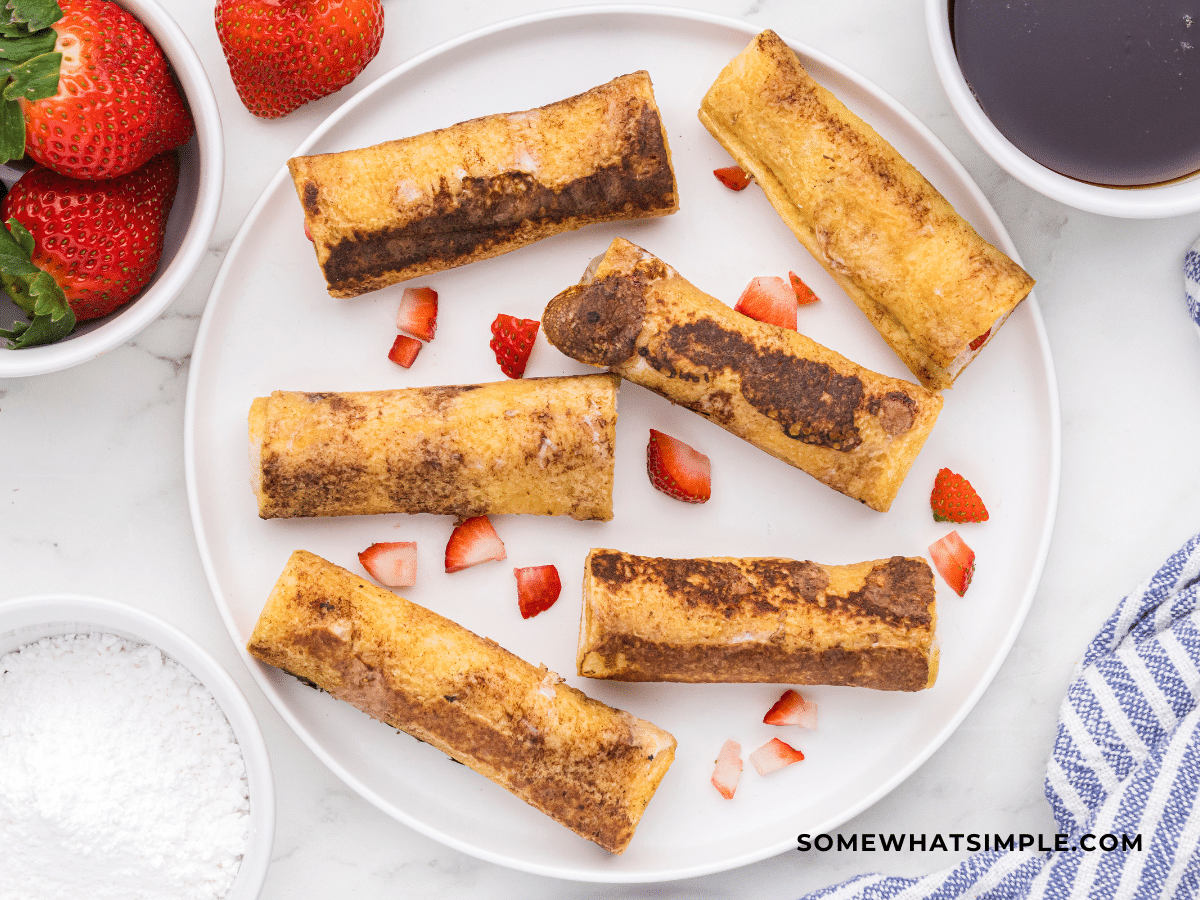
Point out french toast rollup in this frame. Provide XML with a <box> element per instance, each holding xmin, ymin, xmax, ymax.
<box><xmin>288</xmin><ymin>71</ymin><xmax>679</xmax><ymax>298</ymax></box>
<box><xmin>248</xmin><ymin>373</ymin><xmax>619</xmax><ymax>520</ymax></box>
<box><xmin>541</xmin><ymin>238</ymin><xmax>942</xmax><ymax>512</ymax></box>
<box><xmin>248</xmin><ymin>550</ymin><xmax>676</xmax><ymax>854</ymax></box>
<box><xmin>698</xmin><ymin>30</ymin><xmax>1035</xmax><ymax>390</ymax></box>
<box><xmin>577</xmin><ymin>549</ymin><xmax>938</xmax><ymax>691</ymax></box>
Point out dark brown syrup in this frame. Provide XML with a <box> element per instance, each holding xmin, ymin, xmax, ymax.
<box><xmin>951</xmin><ymin>0</ymin><xmax>1200</xmax><ymax>186</ymax></box>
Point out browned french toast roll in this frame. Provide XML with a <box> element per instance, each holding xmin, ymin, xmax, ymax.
<box><xmin>288</xmin><ymin>71</ymin><xmax>679</xmax><ymax>298</ymax></box>
<box><xmin>577</xmin><ymin>549</ymin><xmax>938</xmax><ymax>691</ymax></box>
<box><xmin>698</xmin><ymin>30</ymin><xmax>1035</xmax><ymax>390</ymax></box>
<box><xmin>248</xmin><ymin>373</ymin><xmax>619</xmax><ymax>520</ymax></box>
<box><xmin>542</xmin><ymin>238</ymin><xmax>942</xmax><ymax>512</ymax></box>
<box><xmin>248</xmin><ymin>550</ymin><xmax>676</xmax><ymax>854</ymax></box>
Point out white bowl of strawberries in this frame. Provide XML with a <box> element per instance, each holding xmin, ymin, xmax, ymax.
<box><xmin>0</xmin><ymin>0</ymin><xmax>222</xmax><ymax>377</ymax></box>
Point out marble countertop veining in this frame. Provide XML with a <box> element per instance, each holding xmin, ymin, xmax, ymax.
<box><xmin>4</xmin><ymin>0</ymin><xmax>1200</xmax><ymax>897</ymax></box>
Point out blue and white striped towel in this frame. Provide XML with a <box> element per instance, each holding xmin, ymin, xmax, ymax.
<box><xmin>1186</xmin><ymin>236</ymin><xmax>1200</xmax><ymax>338</ymax></box>
<box><xmin>799</xmin><ymin>532</ymin><xmax>1200</xmax><ymax>900</ymax></box>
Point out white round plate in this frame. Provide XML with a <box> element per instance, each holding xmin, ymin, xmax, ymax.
<box><xmin>185</xmin><ymin>5</ymin><xmax>1060</xmax><ymax>882</ymax></box>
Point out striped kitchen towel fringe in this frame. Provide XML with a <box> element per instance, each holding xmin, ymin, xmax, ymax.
<box><xmin>800</xmin><ymin>533</ymin><xmax>1200</xmax><ymax>899</ymax></box>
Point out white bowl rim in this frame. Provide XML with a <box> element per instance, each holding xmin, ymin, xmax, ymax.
<box><xmin>0</xmin><ymin>0</ymin><xmax>224</xmax><ymax>377</ymax></box>
<box><xmin>0</xmin><ymin>592</ymin><xmax>274</xmax><ymax>899</ymax></box>
<box><xmin>925</xmin><ymin>0</ymin><xmax>1200</xmax><ymax>218</ymax></box>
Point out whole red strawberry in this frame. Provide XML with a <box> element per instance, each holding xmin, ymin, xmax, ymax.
<box><xmin>215</xmin><ymin>0</ymin><xmax>385</xmax><ymax>119</ymax></box>
<box><xmin>2</xmin><ymin>153</ymin><xmax>180</xmax><ymax>326</ymax></box>
<box><xmin>20</xmin><ymin>0</ymin><xmax>194</xmax><ymax>180</ymax></box>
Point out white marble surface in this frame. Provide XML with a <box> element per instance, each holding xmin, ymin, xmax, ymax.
<box><xmin>3</xmin><ymin>0</ymin><xmax>1200</xmax><ymax>897</ymax></box>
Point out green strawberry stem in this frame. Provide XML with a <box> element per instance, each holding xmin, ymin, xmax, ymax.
<box><xmin>0</xmin><ymin>215</ymin><xmax>74</xmax><ymax>348</ymax></box>
<box><xmin>0</xmin><ymin>1</ymin><xmax>67</xmax><ymax>347</ymax></box>
<box><xmin>0</xmin><ymin>0</ymin><xmax>63</xmax><ymax>165</ymax></box>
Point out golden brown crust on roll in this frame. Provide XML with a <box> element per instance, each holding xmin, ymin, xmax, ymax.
<box><xmin>542</xmin><ymin>237</ymin><xmax>942</xmax><ymax>512</ymax></box>
<box><xmin>698</xmin><ymin>30</ymin><xmax>1035</xmax><ymax>390</ymax></box>
<box><xmin>249</xmin><ymin>374</ymin><xmax>619</xmax><ymax>520</ymax></box>
<box><xmin>289</xmin><ymin>71</ymin><xmax>678</xmax><ymax>298</ymax></box>
<box><xmin>248</xmin><ymin>550</ymin><xmax>676</xmax><ymax>854</ymax></box>
<box><xmin>577</xmin><ymin>549</ymin><xmax>938</xmax><ymax>691</ymax></box>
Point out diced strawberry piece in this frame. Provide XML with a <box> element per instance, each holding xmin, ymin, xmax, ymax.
<box><xmin>788</xmin><ymin>271</ymin><xmax>820</xmax><ymax>305</ymax></box>
<box><xmin>387</xmin><ymin>334</ymin><xmax>422</xmax><ymax>368</ymax></box>
<box><xmin>444</xmin><ymin>515</ymin><xmax>507</xmax><ymax>573</ymax></box>
<box><xmin>646</xmin><ymin>429</ymin><xmax>711</xmax><ymax>503</ymax></box>
<box><xmin>303</xmin><ymin>220</ymin><xmax>313</xmax><ymax>242</ymax></box>
<box><xmin>749</xmin><ymin>737</ymin><xmax>805</xmax><ymax>775</ymax></box>
<box><xmin>711</xmin><ymin>739</ymin><xmax>743</xmax><ymax>799</ymax></box>
<box><xmin>735</xmin><ymin>276</ymin><xmax>797</xmax><ymax>330</ymax></box>
<box><xmin>930</xmin><ymin>467</ymin><xmax>989</xmax><ymax>523</ymax></box>
<box><xmin>358</xmin><ymin>542</ymin><xmax>418</xmax><ymax>587</ymax></box>
<box><xmin>929</xmin><ymin>530</ymin><xmax>976</xmax><ymax>596</ymax></box>
<box><xmin>514</xmin><ymin>565</ymin><xmax>562</xmax><ymax>619</ymax></box>
<box><xmin>490</xmin><ymin>314</ymin><xmax>540</xmax><ymax>378</ymax></box>
<box><xmin>396</xmin><ymin>287</ymin><xmax>438</xmax><ymax>341</ymax></box>
<box><xmin>763</xmin><ymin>689</ymin><xmax>818</xmax><ymax>730</ymax></box>
<box><xmin>969</xmin><ymin>328</ymin><xmax>992</xmax><ymax>351</ymax></box>
<box><xmin>713</xmin><ymin>165</ymin><xmax>752</xmax><ymax>191</ymax></box>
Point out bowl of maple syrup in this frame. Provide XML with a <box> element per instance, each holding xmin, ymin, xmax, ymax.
<box><xmin>927</xmin><ymin>0</ymin><xmax>1200</xmax><ymax>217</ymax></box>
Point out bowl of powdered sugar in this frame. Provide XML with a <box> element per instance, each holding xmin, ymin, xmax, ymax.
<box><xmin>0</xmin><ymin>594</ymin><xmax>274</xmax><ymax>900</ymax></box>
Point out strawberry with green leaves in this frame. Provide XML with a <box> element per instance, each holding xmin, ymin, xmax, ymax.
<box><xmin>0</xmin><ymin>152</ymin><xmax>180</xmax><ymax>347</ymax></box>
<box><xmin>0</xmin><ymin>0</ymin><xmax>66</xmax><ymax>167</ymax></box>
<box><xmin>215</xmin><ymin>0</ymin><xmax>384</xmax><ymax>119</ymax></box>
<box><xmin>7</xmin><ymin>0</ymin><xmax>194</xmax><ymax>180</ymax></box>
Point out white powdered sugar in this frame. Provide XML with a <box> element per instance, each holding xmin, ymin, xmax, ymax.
<box><xmin>0</xmin><ymin>632</ymin><xmax>250</xmax><ymax>900</ymax></box>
